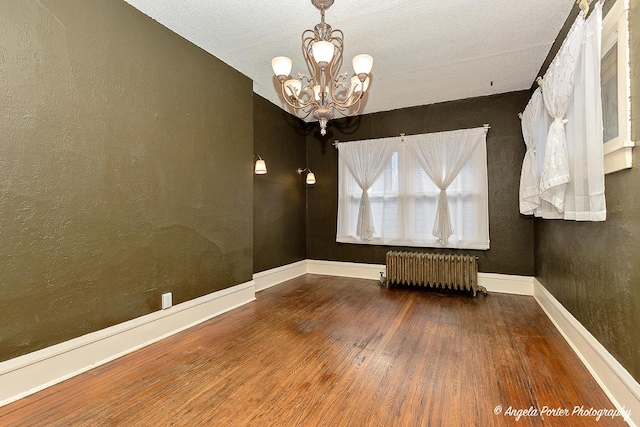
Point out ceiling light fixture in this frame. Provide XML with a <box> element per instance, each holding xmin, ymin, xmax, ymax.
<box><xmin>271</xmin><ymin>0</ymin><xmax>373</xmax><ymax>136</ymax></box>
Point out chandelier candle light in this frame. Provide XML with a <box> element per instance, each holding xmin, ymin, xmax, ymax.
<box><xmin>271</xmin><ymin>0</ymin><xmax>373</xmax><ymax>136</ymax></box>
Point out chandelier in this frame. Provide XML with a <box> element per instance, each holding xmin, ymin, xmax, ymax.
<box><xmin>271</xmin><ymin>0</ymin><xmax>373</xmax><ymax>136</ymax></box>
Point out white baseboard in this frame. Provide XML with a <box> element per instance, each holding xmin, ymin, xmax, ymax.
<box><xmin>0</xmin><ymin>281</ymin><xmax>256</xmax><ymax>407</ymax></box>
<box><xmin>478</xmin><ymin>272</ymin><xmax>533</xmax><ymax>295</ymax></box>
<box><xmin>253</xmin><ymin>260</ymin><xmax>306</xmax><ymax>292</ymax></box>
<box><xmin>534</xmin><ymin>279</ymin><xmax>639</xmax><ymax>426</ymax></box>
<box><xmin>306</xmin><ymin>259</ymin><xmax>533</xmax><ymax>295</ymax></box>
<box><xmin>306</xmin><ymin>259</ymin><xmax>385</xmax><ymax>281</ymax></box>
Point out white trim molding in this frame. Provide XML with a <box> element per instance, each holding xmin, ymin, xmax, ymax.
<box><xmin>0</xmin><ymin>281</ymin><xmax>256</xmax><ymax>408</ymax></box>
<box><xmin>307</xmin><ymin>259</ymin><xmax>534</xmax><ymax>295</ymax></box>
<box><xmin>604</xmin><ymin>138</ymin><xmax>635</xmax><ymax>174</ymax></box>
<box><xmin>602</xmin><ymin>0</ymin><xmax>634</xmax><ymax>174</ymax></box>
<box><xmin>534</xmin><ymin>279</ymin><xmax>639</xmax><ymax>426</ymax></box>
<box><xmin>307</xmin><ymin>259</ymin><xmax>386</xmax><ymax>281</ymax></box>
<box><xmin>477</xmin><ymin>272</ymin><xmax>533</xmax><ymax>295</ymax></box>
<box><xmin>253</xmin><ymin>260</ymin><xmax>307</xmax><ymax>292</ymax></box>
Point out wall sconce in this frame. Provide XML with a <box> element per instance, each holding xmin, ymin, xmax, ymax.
<box><xmin>297</xmin><ymin>167</ymin><xmax>316</xmax><ymax>185</ymax></box>
<box><xmin>254</xmin><ymin>155</ymin><xmax>267</xmax><ymax>175</ymax></box>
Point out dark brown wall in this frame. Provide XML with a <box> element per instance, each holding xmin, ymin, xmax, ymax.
<box><xmin>0</xmin><ymin>0</ymin><xmax>253</xmax><ymax>361</ymax></box>
<box><xmin>306</xmin><ymin>92</ymin><xmax>534</xmax><ymax>276</ymax></box>
<box><xmin>253</xmin><ymin>95</ymin><xmax>307</xmax><ymax>272</ymax></box>
<box><xmin>534</xmin><ymin>2</ymin><xmax>640</xmax><ymax>382</ymax></box>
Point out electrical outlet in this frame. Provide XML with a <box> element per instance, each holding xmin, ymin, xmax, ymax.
<box><xmin>162</xmin><ymin>292</ymin><xmax>172</xmax><ymax>310</ymax></box>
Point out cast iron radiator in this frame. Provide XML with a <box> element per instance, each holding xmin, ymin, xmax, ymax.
<box><xmin>385</xmin><ymin>251</ymin><xmax>487</xmax><ymax>296</ymax></box>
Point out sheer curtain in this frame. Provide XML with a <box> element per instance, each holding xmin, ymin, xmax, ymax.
<box><xmin>336</xmin><ymin>139</ymin><xmax>396</xmax><ymax>241</ymax></box>
<box><xmin>533</xmin><ymin>93</ymin><xmax>559</xmax><ymax>218</ymax></box>
<box><xmin>336</xmin><ymin>128</ymin><xmax>489</xmax><ymax>249</ymax></box>
<box><xmin>539</xmin><ymin>14</ymin><xmax>585</xmax><ymax>212</ymax></box>
<box><xmin>519</xmin><ymin>88</ymin><xmax>544</xmax><ymax>215</ymax></box>
<box><xmin>564</xmin><ymin>1</ymin><xmax>606</xmax><ymax>221</ymax></box>
<box><xmin>522</xmin><ymin>2</ymin><xmax>606</xmax><ymax>221</ymax></box>
<box><xmin>404</xmin><ymin>128</ymin><xmax>487</xmax><ymax>244</ymax></box>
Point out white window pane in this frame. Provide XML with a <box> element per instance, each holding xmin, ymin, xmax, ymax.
<box><xmin>414</xmin><ymin>195</ymin><xmax>437</xmax><ymax>235</ymax></box>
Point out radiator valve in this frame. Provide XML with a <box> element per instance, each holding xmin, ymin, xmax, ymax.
<box><xmin>379</xmin><ymin>271</ymin><xmax>387</xmax><ymax>286</ymax></box>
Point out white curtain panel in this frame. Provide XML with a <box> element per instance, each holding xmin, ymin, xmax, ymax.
<box><xmin>519</xmin><ymin>88</ymin><xmax>544</xmax><ymax>215</ymax></box>
<box><xmin>405</xmin><ymin>128</ymin><xmax>486</xmax><ymax>244</ymax></box>
<box><xmin>336</xmin><ymin>129</ymin><xmax>489</xmax><ymax>249</ymax></box>
<box><xmin>564</xmin><ymin>1</ymin><xmax>606</xmax><ymax>221</ymax></box>
<box><xmin>539</xmin><ymin>13</ymin><xmax>586</xmax><ymax>212</ymax></box>
<box><xmin>337</xmin><ymin>138</ymin><xmax>396</xmax><ymax>240</ymax></box>
<box><xmin>530</xmin><ymin>2</ymin><xmax>605</xmax><ymax>221</ymax></box>
<box><xmin>533</xmin><ymin>94</ymin><xmax>562</xmax><ymax>218</ymax></box>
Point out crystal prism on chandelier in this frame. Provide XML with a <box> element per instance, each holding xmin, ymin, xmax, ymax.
<box><xmin>271</xmin><ymin>0</ymin><xmax>373</xmax><ymax>136</ymax></box>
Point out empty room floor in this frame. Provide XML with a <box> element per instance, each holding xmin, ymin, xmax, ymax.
<box><xmin>0</xmin><ymin>274</ymin><xmax>625</xmax><ymax>426</ymax></box>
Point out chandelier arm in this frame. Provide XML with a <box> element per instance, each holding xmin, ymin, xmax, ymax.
<box><xmin>329</xmin><ymin>30</ymin><xmax>344</xmax><ymax>67</ymax></box>
<box><xmin>323</xmin><ymin>29</ymin><xmax>348</xmax><ymax>104</ymax></box>
<box><xmin>302</xmin><ymin>30</ymin><xmax>319</xmax><ymax>83</ymax></box>
<box><xmin>281</xmin><ymin>94</ymin><xmax>317</xmax><ymax>121</ymax></box>
<box><xmin>279</xmin><ymin>83</ymin><xmax>316</xmax><ymax>112</ymax></box>
<box><xmin>298</xmin><ymin>72</ymin><xmax>314</xmax><ymax>85</ymax></box>
<box><xmin>326</xmin><ymin>30</ymin><xmax>344</xmax><ymax>87</ymax></box>
<box><xmin>329</xmin><ymin>95</ymin><xmax>363</xmax><ymax>116</ymax></box>
<box><xmin>279</xmin><ymin>85</ymin><xmax>301</xmax><ymax>110</ymax></box>
<box><xmin>337</xmin><ymin>86</ymin><xmax>363</xmax><ymax>106</ymax></box>
<box><xmin>329</xmin><ymin>100</ymin><xmax>355</xmax><ymax>114</ymax></box>
<box><xmin>329</xmin><ymin>73</ymin><xmax>351</xmax><ymax>104</ymax></box>
<box><xmin>330</xmin><ymin>89</ymin><xmax>364</xmax><ymax>112</ymax></box>
<box><xmin>349</xmin><ymin>100</ymin><xmax>363</xmax><ymax>116</ymax></box>
<box><xmin>293</xmin><ymin>106</ymin><xmax>315</xmax><ymax>120</ymax></box>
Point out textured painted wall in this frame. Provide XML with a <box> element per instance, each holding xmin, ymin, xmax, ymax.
<box><xmin>306</xmin><ymin>92</ymin><xmax>534</xmax><ymax>276</ymax></box>
<box><xmin>0</xmin><ymin>0</ymin><xmax>253</xmax><ymax>361</ymax></box>
<box><xmin>253</xmin><ymin>95</ymin><xmax>307</xmax><ymax>273</ymax></box>
<box><xmin>534</xmin><ymin>2</ymin><xmax>640</xmax><ymax>382</ymax></box>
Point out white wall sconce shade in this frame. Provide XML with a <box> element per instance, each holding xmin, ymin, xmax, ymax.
<box><xmin>297</xmin><ymin>167</ymin><xmax>316</xmax><ymax>185</ymax></box>
<box><xmin>306</xmin><ymin>172</ymin><xmax>316</xmax><ymax>184</ymax></box>
<box><xmin>254</xmin><ymin>155</ymin><xmax>267</xmax><ymax>174</ymax></box>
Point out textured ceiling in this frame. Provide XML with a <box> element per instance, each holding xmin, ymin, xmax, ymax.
<box><xmin>122</xmin><ymin>0</ymin><xmax>575</xmax><ymax>118</ymax></box>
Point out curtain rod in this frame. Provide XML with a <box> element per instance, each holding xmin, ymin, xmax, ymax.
<box><xmin>332</xmin><ymin>125</ymin><xmax>491</xmax><ymax>147</ymax></box>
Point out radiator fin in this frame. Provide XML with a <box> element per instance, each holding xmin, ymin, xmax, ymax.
<box><xmin>385</xmin><ymin>251</ymin><xmax>487</xmax><ymax>296</ymax></box>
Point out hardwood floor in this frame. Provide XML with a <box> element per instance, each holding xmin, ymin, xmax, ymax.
<box><xmin>0</xmin><ymin>275</ymin><xmax>626</xmax><ymax>426</ymax></box>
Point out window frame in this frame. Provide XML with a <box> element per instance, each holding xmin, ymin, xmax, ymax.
<box><xmin>336</xmin><ymin>138</ymin><xmax>489</xmax><ymax>250</ymax></box>
<box><xmin>602</xmin><ymin>0</ymin><xmax>633</xmax><ymax>174</ymax></box>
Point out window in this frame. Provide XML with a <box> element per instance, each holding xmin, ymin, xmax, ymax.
<box><xmin>601</xmin><ymin>0</ymin><xmax>633</xmax><ymax>174</ymax></box>
<box><xmin>336</xmin><ymin>131</ymin><xmax>489</xmax><ymax>250</ymax></box>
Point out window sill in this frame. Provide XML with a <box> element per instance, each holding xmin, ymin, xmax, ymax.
<box><xmin>604</xmin><ymin>138</ymin><xmax>634</xmax><ymax>174</ymax></box>
<box><xmin>337</xmin><ymin>236</ymin><xmax>489</xmax><ymax>250</ymax></box>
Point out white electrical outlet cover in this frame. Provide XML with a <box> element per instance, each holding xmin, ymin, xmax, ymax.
<box><xmin>162</xmin><ymin>293</ymin><xmax>172</xmax><ymax>310</ymax></box>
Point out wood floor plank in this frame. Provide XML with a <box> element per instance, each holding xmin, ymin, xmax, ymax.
<box><xmin>0</xmin><ymin>274</ymin><xmax>626</xmax><ymax>426</ymax></box>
